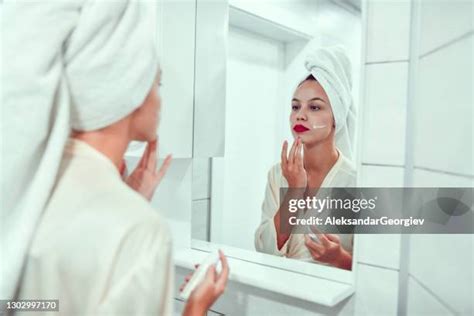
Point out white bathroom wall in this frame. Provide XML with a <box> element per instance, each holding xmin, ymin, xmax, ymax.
<box><xmin>406</xmin><ymin>1</ymin><xmax>473</xmax><ymax>315</ymax></box>
<box><xmin>352</xmin><ymin>0</ymin><xmax>412</xmax><ymax>315</ymax></box>
<box><xmin>211</xmin><ymin>26</ymin><xmax>285</xmax><ymax>250</ymax></box>
<box><xmin>191</xmin><ymin>158</ymin><xmax>212</xmax><ymax>241</ymax></box>
<box><xmin>360</xmin><ymin>1</ymin><xmax>473</xmax><ymax>315</ymax></box>
<box><xmin>356</xmin><ymin>5</ymin><xmax>411</xmax><ymax>313</ymax></box>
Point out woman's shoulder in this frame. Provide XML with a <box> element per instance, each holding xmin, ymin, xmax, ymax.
<box><xmin>332</xmin><ymin>153</ymin><xmax>357</xmax><ymax>186</ymax></box>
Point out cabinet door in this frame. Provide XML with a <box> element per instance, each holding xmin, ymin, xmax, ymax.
<box><xmin>157</xmin><ymin>0</ymin><xmax>196</xmax><ymax>158</ymax></box>
<box><xmin>193</xmin><ymin>0</ymin><xmax>228</xmax><ymax>157</ymax></box>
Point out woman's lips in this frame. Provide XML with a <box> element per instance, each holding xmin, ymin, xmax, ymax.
<box><xmin>293</xmin><ymin>124</ymin><xmax>310</xmax><ymax>133</ymax></box>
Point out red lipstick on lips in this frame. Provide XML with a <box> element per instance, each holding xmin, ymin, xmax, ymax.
<box><xmin>293</xmin><ymin>124</ymin><xmax>310</xmax><ymax>133</ymax></box>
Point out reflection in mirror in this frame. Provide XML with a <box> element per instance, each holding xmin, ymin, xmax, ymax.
<box><xmin>192</xmin><ymin>0</ymin><xmax>362</xmax><ymax>273</ymax></box>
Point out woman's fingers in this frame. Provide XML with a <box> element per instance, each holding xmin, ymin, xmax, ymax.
<box><xmin>147</xmin><ymin>140</ymin><xmax>157</xmax><ymax>171</ymax></box>
<box><xmin>154</xmin><ymin>154</ymin><xmax>172</xmax><ymax>182</ymax></box>
<box><xmin>138</xmin><ymin>142</ymin><xmax>151</xmax><ymax>168</ymax></box>
<box><xmin>325</xmin><ymin>234</ymin><xmax>340</xmax><ymax>244</ymax></box>
<box><xmin>281</xmin><ymin>141</ymin><xmax>288</xmax><ymax>166</ymax></box>
<box><xmin>316</xmin><ymin>233</ymin><xmax>331</xmax><ymax>247</ymax></box>
<box><xmin>288</xmin><ymin>138</ymin><xmax>298</xmax><ymax>165</ymax></box>
<box><xmin>310</xmin><ymin>226</ymin><xmax>331</xmax><ymax>247</ymax></box>
<box><xmin>305</xmin><ymin>235</ymin><xmax>325</xmax><ymax>256</ymax></box>
<box><xmin>215</xmin><ymin>250</ymin><xmax>229</xmax><ymax>293</ymax></box>
<box><xmin>292</xmin><ymin>139</ymin><xmax>301</xmax><ymax>164</ymax></box>
<box><xmin>205</xmin><ymin>264</ymin><xmax>217</xmax><ymax>283</ymax></box>
<box><xmin>296</xmin><ymin>141</ymin><xmax>304</xmax><ymax>168</ymax></box>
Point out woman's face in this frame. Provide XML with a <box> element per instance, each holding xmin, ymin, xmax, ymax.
<box><xmin>130</xmin><ymin>73</ymin><xmax>162</xmax><ymax>141</ymax></box>
<box><xmin>290</xmin><ymin>79</ymin><xmax>335</xmax><ymax>146</ymax></box>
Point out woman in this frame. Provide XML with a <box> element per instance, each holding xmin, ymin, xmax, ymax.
<box><xmin>255</xmin><ymin>46</ymin><xmax>357</xmax><ymax>270</ymax></box>
<box><xmin>3</xmin><ymin>2</ymin><xmax>227</xmax><ymax>315</ymax></box>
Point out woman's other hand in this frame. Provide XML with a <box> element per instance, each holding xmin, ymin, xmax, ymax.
<box><xmin>281</xmin><ymin>138</ymin><xmax>307</xmax><ymax>188</ymax></box>
<box><xmin>181</xmin><ymin>250</ymin><xmax>229</xmax><ymax>316</ymax></box>
<box><xmin>124</xmin><ymin>139</ymin><xmax>172</xmax><ymax>200</ymax></box>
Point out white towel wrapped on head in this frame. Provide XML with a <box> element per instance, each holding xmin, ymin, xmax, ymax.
<box><xmin>301</xmin><ymin>46</ymin><xmax>356</xmax><ymax>161</ymax></box>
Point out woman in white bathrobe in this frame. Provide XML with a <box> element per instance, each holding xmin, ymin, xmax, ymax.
<box><xmin>255</xmin><ymin>47</ymin><xmax>357</xmax><ymax>270</ymax></box>
<box><xmin>2</xmin><ymin>1</ymin><xmax>228</xmax><ymax>315</ymax></box>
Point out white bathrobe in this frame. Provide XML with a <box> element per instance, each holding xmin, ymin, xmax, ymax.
<box><xmin>16</xmin><ymin>139</ymin><xmax>173</xmax><ymax>315</ymax></box>
<box><xmin>254</xmin><ymin>150</ymin><xmax>356</xmax><ymax>263</ymax></box>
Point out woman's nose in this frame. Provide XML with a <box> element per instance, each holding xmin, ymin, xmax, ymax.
<box><xmin>296</xmin><ymin>109</ymin><xmax>307</xmax><ymax>121</ymax></box>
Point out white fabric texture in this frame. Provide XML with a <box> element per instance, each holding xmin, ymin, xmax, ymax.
<box><xmin>255</xmin><ymin>151</ymin><xmax>356</xmax><ymax>262</ymax></box>
<box><xmin>302</xmin><ymin>46</ymin><xmax>356</xmax><ymax>161</ymax></box>
<box><xmin>1</xmin><ymin>1</ymin><xmax>158</xmax><ymax>300</ymax></box>
<box><xmin>17</xmin><ymin>139</ymin><xmax>173</xmax><ymax>315</ymax></box>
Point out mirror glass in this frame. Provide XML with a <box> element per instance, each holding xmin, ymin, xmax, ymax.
<box><xmin>192</xmin><ymin>0</ymin><xmax>363</xmax><ymax>275</ymax></box>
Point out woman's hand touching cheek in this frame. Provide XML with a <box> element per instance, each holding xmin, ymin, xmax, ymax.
<box><xmin>281</xmin><ymin>138</ymin><xmax>307</xmax><ymax>188</ymax></box>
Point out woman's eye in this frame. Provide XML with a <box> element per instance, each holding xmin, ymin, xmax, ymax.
<box><xmin>291</xmin><ymin>105</ymin><xmax>300</xmax><ymax>111</ymax></box>
<box><xmin>310</xmin><ymin>105</ymin><xmax>321</xmax><ymax>111</ymax></box>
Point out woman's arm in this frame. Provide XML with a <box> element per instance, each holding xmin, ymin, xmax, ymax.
<box><xmin>273</xmin><ymin>189</ymin><xmax>305</xmax><ymax>250</ymax></box>
<box><xmin>275</xmin><ymin>138</ymin><xmax>307</xmax><ymax>249</ymax></box>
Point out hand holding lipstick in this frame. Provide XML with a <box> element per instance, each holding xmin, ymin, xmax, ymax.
<box><xmin>281</xmin><ymin>138</ymin><xmax>307</xmax><ymax>188</ymax></box>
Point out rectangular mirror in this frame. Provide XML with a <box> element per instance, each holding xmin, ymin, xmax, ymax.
<box><xmin>191</xmin><ymin>0</ymin><xmax>363</xmax><ymax>284</ymax></box>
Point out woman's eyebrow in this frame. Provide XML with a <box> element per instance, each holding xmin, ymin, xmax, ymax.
<box><xmin>292</xmin><ymin>97</ymin><xmax>326</xmax><ymax>103</ymax></box>
<box><xmin>308</xmin><ymin>97</ymin><xmax>326</xmax><ymax>103</ymax></box>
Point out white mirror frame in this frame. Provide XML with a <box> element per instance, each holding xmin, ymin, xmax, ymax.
<box><xmin>173</xmin><ymin>0</ymin><xmax>369</xmax><ymax>307</ymax></box>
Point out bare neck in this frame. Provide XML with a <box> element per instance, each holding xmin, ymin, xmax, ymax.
<box><xmin>72</xmin><ymin>119</ymin><xmax>131</xmax><ymax>170</ymax></box>
<box><xmin>303</xmin><ymin>137</ymin><xmax>339</xmax><ymax>174</ymax></box>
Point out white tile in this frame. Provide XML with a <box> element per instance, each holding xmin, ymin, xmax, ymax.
<box><xmin>419</xmin><ymin>0</ymin><xmax>473</xmax><ymax>55</ymax></box>
<box><xmin>414</xmin><ymin>35</ymin><xmax>473</xmax><ymax>176</ymax></box>
<box><xmin>192</xmin><ymin>199</ymin><xmax>210</xmax><ymax>241</ymax></box>
<box><xmin>354</xmin><ymin>264</ymin><xmax>399</xmax><ymax>316</ymax></box>
<box><xmin>360</xmin><ymin>165</ymin><xmax>405</xmax><ymax>187</ymax></box>
<box><xmin>150</xmin><ymin>158</ymin><xmax>193</xmax><ymax>221</ymax></box>
<box><xmin>413</xmin><ymin>168</ymin><xmax>474</xmax><ymax>187</ymax></box>
<box><xmin>406</xmin><ymin>276</ymin><xmax>454</xmax><ymax>316</ymax></box>
<box><xmin>361</xmin><ymin>63</ymin><xmax>408</xmax><ymax>165</ymax></box>
<box><xmin>192</xmin><ymin>158</ymin><xmax>211</xmax><ymax>200</ymax></box>
<box><xmin>357</xmin><ymin>234</ymin><xmax>401</xmax><ymax>270</ymax></box>
<box><xmin>365</xmin><ymin>63</ymin><xmax>409</xmax><ymax>109</ymax></box>
<box><xmin>408</xmin><ymin>234</ymin><xmax>474</xmax><ymax>315</ymax></box>
<box><xmin>366</xmin><ymin>0</ymin><xmax>411</xmax><ymax>62</ymax></box>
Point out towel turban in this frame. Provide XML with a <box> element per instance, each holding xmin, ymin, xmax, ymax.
<box><xmin>300</xmin><ymin>46</ymin><xmax>356</xmax><ymax>161</ymax></box>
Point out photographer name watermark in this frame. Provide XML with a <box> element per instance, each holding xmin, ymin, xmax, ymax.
<box><xmin>278</xmin><ymin>187</ymin><xmax>473</xmax><ymax>234</ymax></box>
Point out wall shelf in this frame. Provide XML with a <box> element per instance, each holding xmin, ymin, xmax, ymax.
<box><xmin>174</xmin><ymin>246</ymin><xmax>355</xmax><ymax>307</ymax></box>
<box><xmin>229</xmin><ymin>5</ymin><xmax>313</xmax><ymax>43</ymax></box>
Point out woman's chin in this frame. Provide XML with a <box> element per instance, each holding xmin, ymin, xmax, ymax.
<box><xmin>294</xmin><ymin>133</ymin><xmax>310</xmax><ymax>142</ymax></box>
